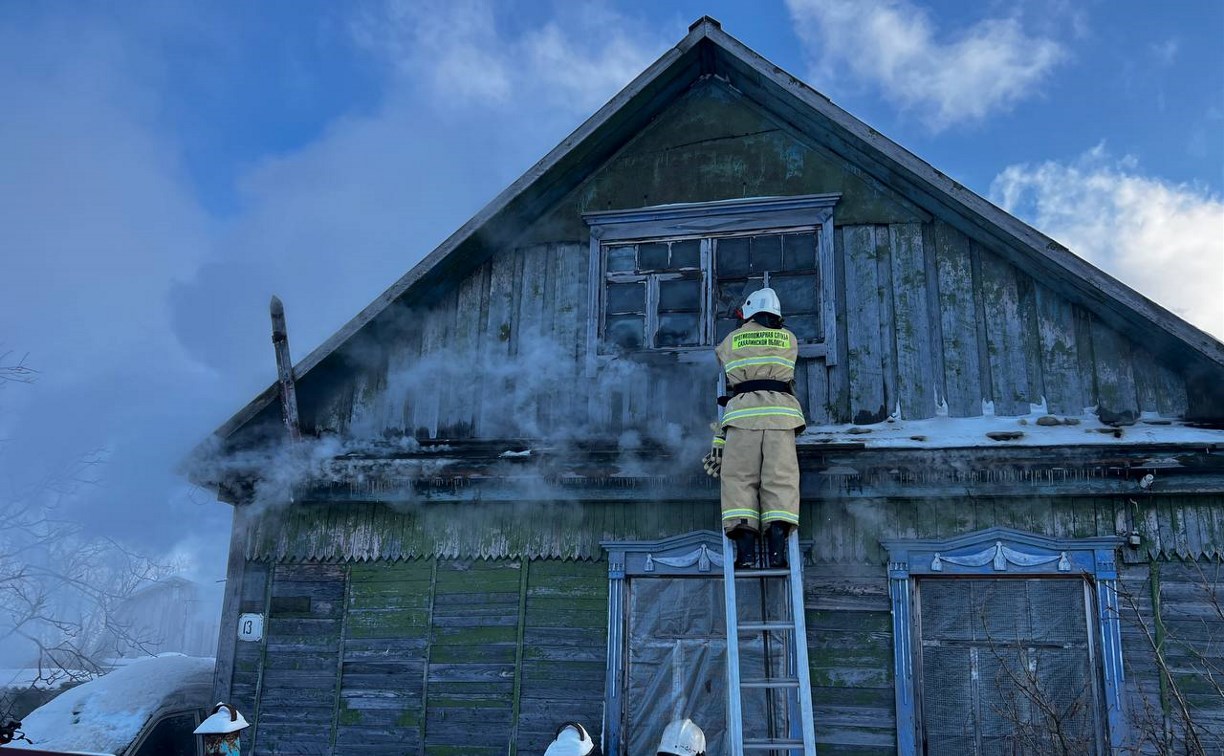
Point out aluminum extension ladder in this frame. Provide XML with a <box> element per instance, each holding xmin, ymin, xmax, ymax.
<box><xmin>722</xmin><ymin>529</ymin><xmax>817</xmax><ymax>754</ymax></box>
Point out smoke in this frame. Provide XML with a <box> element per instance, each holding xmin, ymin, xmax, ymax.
<box><xmin>186</xmin><ymin>312</ymin><xmax>715</xmax><ymax>519</ymax></box>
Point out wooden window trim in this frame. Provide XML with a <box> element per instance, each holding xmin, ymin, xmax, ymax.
<box><xmin>881</xmin><ymin>528</ymin><xmax>1128</xmax><ymax>755</ymax></box>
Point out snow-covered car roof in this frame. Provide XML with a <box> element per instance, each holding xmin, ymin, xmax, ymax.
<box><xmin>7</xmin><ymin>655</ymin><xmax>215</xmax><ymax>755</ymax></box>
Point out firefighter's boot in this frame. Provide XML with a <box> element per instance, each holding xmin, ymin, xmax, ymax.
<box><xmin>766</xmin><ymin>522</ymin><xmax>790</xmax><ymax>569</ymax></box>
<box><xmin>731</xmin><ymin>528</ymin><xmax>758</xmax><ymax>569</ymax></box>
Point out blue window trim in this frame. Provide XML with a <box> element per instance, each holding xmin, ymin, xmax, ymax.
<box><xmin>880</xmin><ymin>527</ymin><xmax>1127</xmax><ymax>755</ymax></box>
<box><xmin>600</xmin><ymin>530</ymin><xmax>728</xmax><ymax>756</ymax></box>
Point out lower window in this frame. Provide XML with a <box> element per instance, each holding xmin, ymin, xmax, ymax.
<box><xmin>916</xmin><ymin>578</ymin><xmax>1105</xmax><ymax>755</ymax></box>
<box><xmin>882</xmin><ymin>529</ymin><xmax>1126</xmax><ymax>755</ymax></box>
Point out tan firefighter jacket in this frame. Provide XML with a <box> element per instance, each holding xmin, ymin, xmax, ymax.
<box><xmin>714</xmin><ymin>321</ymin><xmax>805</xmax><ymax>433</ymax></box>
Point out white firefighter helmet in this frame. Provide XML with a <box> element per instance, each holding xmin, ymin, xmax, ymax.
<box><xmin>656</xmin><ymin>718</ymin><xmax>706</xmax><ymax>756</ymax></box>
<box><xmin>741</xmin><ymin>287</ymin><xmax>782</xmax><ymax>319</ymax></box>
<box><xmin>544</xmin><ymin>722</ymin><xmax>595</xmax><ymax>756</ymax></box>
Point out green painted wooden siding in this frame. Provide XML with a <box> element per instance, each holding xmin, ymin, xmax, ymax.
<box><xmin>425</xmin><ymin>559</ymin><xmax>522</xmax><ymax>755</ymax></box>
<box><xmin>336</xmin><ymin>560</ymin><xmax>431</xmax><ymax>754</ymax></box>
<box><xmin>516</xmin><ymin>559</ymin><xmax>608</xmax><ymax>753</ymax></box>
<box><xmin>238</xmin><ymin>558</ymin><xmax>607</xmax><ymax>756</ymax></box>
<box><xmin>807</xmin><ymin>565</ymin><xmax>895</xmax><ymax>754</ymax></box>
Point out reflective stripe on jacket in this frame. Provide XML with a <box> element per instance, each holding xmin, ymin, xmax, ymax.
<box><xmin>715</xmin><ymin>322</ymin><xmax>805</xmax><ymax>431</ymax></box>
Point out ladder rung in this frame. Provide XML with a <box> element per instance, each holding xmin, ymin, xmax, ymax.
<box><xmin>741</xmin><ymin>678</ymin><xmax>800</xmax><ymax>689</ymax></box>
<box><xmin>734</xmin><ymin>568</ymin><xmax>791</xmax><ymax>578</ymax></box>
<box><xmin>744</xmin><ymin>739</ymin><xmax>806</xmax><ymax>750</ymax></box>
<box><xmin>738</xmin><ymin>621</ymin><xmax>794</xmax><ymax>633</ymax></box>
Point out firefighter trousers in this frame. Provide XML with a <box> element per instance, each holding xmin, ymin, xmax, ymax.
<box><xmin>720</xmin><ymin>426</ymin><xmax>800</xmax><ymax>534</ymax></box>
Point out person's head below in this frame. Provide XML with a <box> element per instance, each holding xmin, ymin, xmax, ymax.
<box><xmin>543</xmin><ymin>722</ymin><xmax>596</xmax><ymax>756</ymax></box>
<box><xmin>656</xmin><ymin>718</ymin><xmax>706</xmax><ymax>756</ymax></box>
<box><xmin>738</xmin><ymin>287</ymin><xmax>784</xmax><ymax>329</ymax></box>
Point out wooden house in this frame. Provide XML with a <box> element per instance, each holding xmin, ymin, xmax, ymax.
<box><xmin>192</xmin><ymin>18</ymin><xmax>1224</xmax><ymax>755</ymax></box>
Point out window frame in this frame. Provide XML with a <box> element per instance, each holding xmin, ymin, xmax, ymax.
<box><xmin>583</xmin><ymin>195</ymin><xmax>840</xmax><ymax>368</ymax></box>
<box><xmin>600</xmin><ymin>530</ymin><xmax>814</xmax><ymax>755</ymax></box>
<box><xmin>881</xmin><ymin>528</ymin><xmax>1127</xmax><ymax>755</ymax></box>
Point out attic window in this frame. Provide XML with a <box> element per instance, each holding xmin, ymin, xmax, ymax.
<box><xmin>584</xmin><ymin>195</ymin><xmax>838</xmax><ymax>360</ymax></box>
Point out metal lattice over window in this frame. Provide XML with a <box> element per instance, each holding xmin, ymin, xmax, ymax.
<box><xmin>882</xmin><ymin>529</ymin><xmax>1127</xmax><ymax>756</ymax></box>
<box><xmin>584</xmin><ymin>195</ymin><xmax>839</xmax><ymax>360</ymax></box>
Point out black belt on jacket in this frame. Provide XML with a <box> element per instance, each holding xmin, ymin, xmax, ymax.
<box><xmin>718</xmin><ymin>379</ymin><xmax>793</xmax><ymax>407</ymax></box>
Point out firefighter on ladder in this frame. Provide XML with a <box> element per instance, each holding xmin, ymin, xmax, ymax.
<box><xmin>703</xmin><ymin>287</ymin><xmax>803</xmax><ymax>569</ymax></box>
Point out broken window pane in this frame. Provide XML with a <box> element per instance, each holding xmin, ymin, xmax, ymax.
<box><xmin>715</xmin><ymin>279</ymin><xmax>757</xmax><ymax>320</ymax></box>
<box><xmin>716</xmin><ymin>236</ymin><xmax>751</xmax><ymax>277</ymax></box>
<box><xmin>771</xmin><ymin>274</ymin><xmax>819</xmax><ymax>314</ymax></box>
<box><xmin>671</xmin><ymin>239</ymin><xmax>701</xmax><ymax>269</ymax></box>
<box><xmin>657</xmin><ymin>313</ymin><xmax>700</xmax><ymax>347</ymax></box>
<box><xmin>658</xmin><ymin>278</ymin><xmax>701</xmax><ymax>312</ymax></box>
<box><xmin>784</xmin><ymin>232</ymin><xmax>817</xmax><ymax>271</ymax></box>
<box><xmin>751</xmin><ymin>234</ymin><xmax>782</xmax><ymax>272</ymax></box>
<box><xmin>715</xmin><ymin>317</ymin><xmax>738</xmax><ymax>343</ymax></box>
<box><xmin>605</xmin><ymin>315</ymin><xmax>644</xmax><ymax>349</ymax></box>
<box><xmin>607</xmin><ymin>245</ymin><xmax>636</xmax><ymax>272</ymax></box>
<box><xmin>606</xmin><ymin>282</ymin><xmax>645</xmax><ymax>314</ymax></box>
<box><xmin>638</xmin><ymin>242</ymin><xmax>670</xmax><ymax>270</ymax></box>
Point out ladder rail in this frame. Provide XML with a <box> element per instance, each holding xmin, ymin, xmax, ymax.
<box><xmin>788</xmin><ymin>529</ymin><xmax>818</xmax><ymax>753</ymax></box>
<box><xmin>723</xmin><ymin>533</ymin><xmax>745</xmax><ymax>756</ymax></box>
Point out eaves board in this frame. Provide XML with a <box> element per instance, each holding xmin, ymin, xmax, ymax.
<box><xmin>702</xmin><ymin>25</ymin><xmax>1224</xmax><ymax>378</ymax></box>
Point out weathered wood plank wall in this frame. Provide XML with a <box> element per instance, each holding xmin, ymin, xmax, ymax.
<box><xmin>1119</xmin><ymin>560</ymin><xmax>1224</xmax><ymax>752</ymax></box>
<box><xmin>288</xmin><ymin>78</ymin><xmax>1197</xmax><ymax>442</ymax></box>
<box><xmin>806</xmin><ymin>564</ymin><xmax>896</xmax><ymax>754</ymax></box>
<box><xmin>250</xmin><ymin>563</ymin><xmax>345</xmax><ymax>755</ymax></box>
<box><xmin>307</xmin><ymin>216</ymin><xmax>1191</xmax><ymax>442</ymax></box>
<box><xmin>336</xmin><ymin>561</ymin><xmax>431</xmax><ymax>754</ymax></box>
<box><xmin>515</xmin><ymin>560</ymin><xmax>607</xmax><ymax>752</ymax></box>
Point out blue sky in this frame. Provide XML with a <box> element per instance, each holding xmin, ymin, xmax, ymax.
<box><xmin>0</xmin><ymin>0</ymin><xmax>1221</xmax><ymax>591</ymax></box>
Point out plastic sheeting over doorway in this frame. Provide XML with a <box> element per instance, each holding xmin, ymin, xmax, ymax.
<box><xmin>623</xmin><ymin>576</ymin><xmax>789</xmax><ymax>754</ymax></box>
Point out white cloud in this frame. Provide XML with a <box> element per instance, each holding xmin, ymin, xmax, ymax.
<box><xmin>353</xmin><ymin>0</ymin><xmax>672</xmax><ymax>112</ymax></box>
<box><xmin>991</xmin><ymin>146</ymin><xmax>1224</xmax><ymax>340</ymax></box>
<box><xmin>785</xmin><ymin>0</ymin><xmax>1066</xmax><ymax>130</ymax></box>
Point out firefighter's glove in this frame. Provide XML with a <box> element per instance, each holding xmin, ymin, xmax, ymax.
<box><xmin>703</xmin><ymin>437</ymin><xmax>725</xmax><ymax>478</ymax></box>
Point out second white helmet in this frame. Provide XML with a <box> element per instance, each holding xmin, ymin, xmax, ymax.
<box><xmin>741</xmin><ymin>287</ymin><xmax>782</xmax><ymax>319</ymax></box>
<box><xmin>544</xmin><ymin>722</ymin><xmax>595</xmax><ymax>756</ymax></box>
<box><xmin>656</xmin><ymin>718</ymin><xmax>706</xmax><ymax>756</ymax></box>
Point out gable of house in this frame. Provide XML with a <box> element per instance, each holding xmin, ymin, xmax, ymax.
<box><xmin>202</xmin><ymin>49</ymin><xmax>1223</xmax><ymax>464</ymax></box>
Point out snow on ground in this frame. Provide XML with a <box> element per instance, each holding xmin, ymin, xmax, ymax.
<box><xmin>7</xmin><ymin>655</ymin><xmax>214</xmax><ymax>755</ymax></box>
<box><xmin>799</xmin><ymin>405</ymin><xmax>1224</xmax><ymax>449</ymax></box>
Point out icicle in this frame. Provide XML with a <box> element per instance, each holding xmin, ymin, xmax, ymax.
<box><xmin>888</xmin><ymin>401</ymin><xmax>902</xmax><ymax>422</ymax></box>
<box><xmin>1029</xmin><ymin>396</ymin><xmax>1048</xmax><ymax>415</ymax></box>
<box><xmin>935</xmin><ymin>391</ymin><xmax>949</xmax><ymax>417</ymax></box>
<box><xmin>931</xmin><ymin>553</ymin><xmax>943</xmax><ymax>571</ymax></box>
<box><xmin>982</xmin><ymin>398</ymin><xmax>996</xmax><ymax>416</ymax></box>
